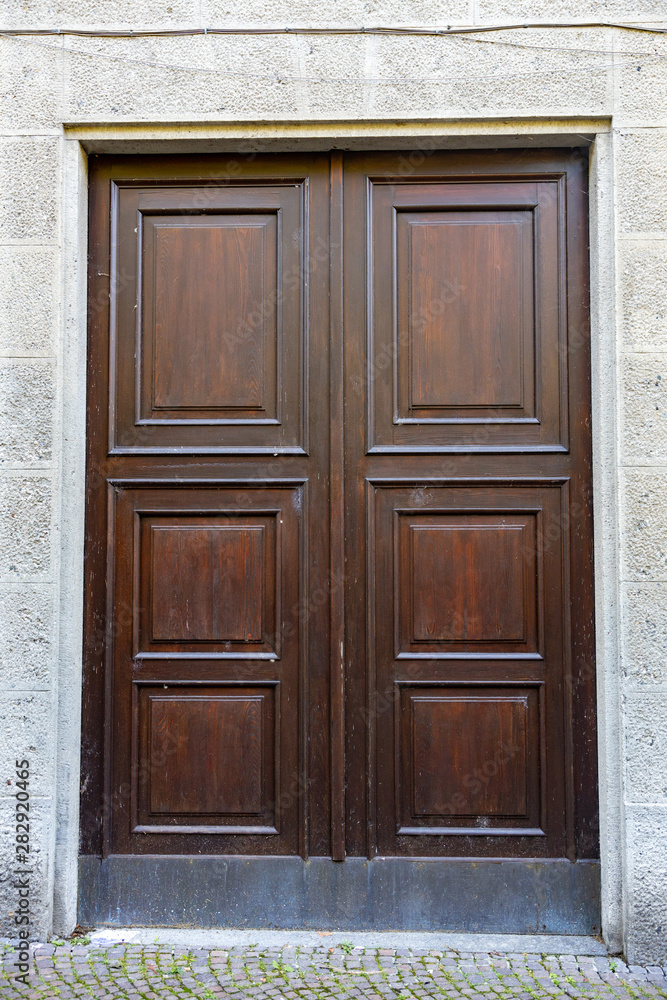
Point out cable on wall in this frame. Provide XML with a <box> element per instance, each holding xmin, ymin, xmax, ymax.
<box><xmin>0</xmin><ymin>22</ymin><xmax>666</xmax><ymax>38</ymax></box>
<box><xmin>2</xmin><ymin>20</ymin><xmax>664</xmax><ymax>87</ymax></box>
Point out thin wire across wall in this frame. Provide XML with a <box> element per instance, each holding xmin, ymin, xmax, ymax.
<box><xmin>1</xmin><ymin>22</ymin><xmax>666</xmax><ymax>37</ymax></box>
<box><xmin>1</xmin><ymin>21</ymin><xmax>665</xmax><ymax>87</ymax></box>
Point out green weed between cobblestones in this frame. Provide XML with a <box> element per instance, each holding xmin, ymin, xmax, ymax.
<box><xmin>1</xmin><ymin>942</ymin><xmax>667</xmax><ymax>999</ymax></box>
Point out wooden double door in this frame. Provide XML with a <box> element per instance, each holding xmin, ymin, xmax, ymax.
<box><xmin>83</xmin><ymin>150</ymin><xmax>597</xmax><ymax>880</ymax></box>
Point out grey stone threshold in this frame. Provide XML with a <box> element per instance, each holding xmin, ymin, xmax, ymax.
<box><xmin>88</xmin><ymin>926</ymin><xmax>608</xmax><ymax>955</ymax></box>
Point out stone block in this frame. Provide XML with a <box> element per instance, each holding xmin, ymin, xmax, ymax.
<box><xmin>620</xmin><ymin>241</ymin><xmax>667</xmax><ymax>353</ymax></box>
<box><xmin>622</xmin><ymin>583</ymin><xmax>667</xmax><ymax>685</ymax></box>
<box><xmin>0</xmin><ymin>247</ymin><xmax>58</xmax><ymax>358</ymax></box>
<box><xmin>0</xmin><ymin>475</ymin><xmax>52</xmax><ymax>580</ymax></box>
<box><xmin>617</xmin><ymin>130</ymin><xmax>667</xmax><ymax>235</ymax></box>
<box><xmin>290</xmin><ymin>35</ymin><xmax>370</xmax><ymax>119</ymax></box>
<box><xmin>64</xmin><ymin>34</ymin><xmax>300</xmax><ymax>121</ymax></box>
<box><xmin>294</xmin><ymin>29</ymin><xmax>610</xmax><ymax>120</ymax></box>
<box><xmin>625</xmin><ymin>804</ymin><xmax>667</xmax><ymax>964</ymax></box>
<box><xmin>621</xmin><ymin>355</ymin><xmax>667</xmax><ymax>465</ymax></box>
<box><xmin>0</xmin><ymin>138</ymin><xmax>59</xmax><ymax>243</ymax></box>
<box><xmin>0</xmin><ymin>361</ymin><xmax>54</xmax><ymax>467</ymax></box>
<box><xmin>0</xmin><ymin>795</ymin><xmax>52</xmax><ymax>941</ymax></box>
<box><xmin>0</xmin><ymin>35</ymin><xmax>62</xmax><ymax>130</ymax></box>
<box><xmin>0</xmin><ymin>692</ymin><xmax>55</xmax><ymax>799</ymax></box>
<box><xmin>621</xmin><ymin>470</ymin><xmax>667</xmax><ymax>582</ymax></box>
<box><xmin>202</xmin><ymin>0</ymin><xmax>472</xmax><ymax>25</ymax></box>
<box><xmin>2</xmin><ymin>0</ymin><xmax>198</xmax><ymax>28</ymax></box>
<box><xmin>0</xmin><ymin>586</ymin><xmax>54</xmax><ymax>691</ymax></box>
<box><xmin>624</xmin><ymin>693</ymin><xmax>667</xmax><ymax>804</ymax></box>
<box><xmin>616</xmin><ymin>32</ymin><xmax>667</xmax><ymax>125</ymax></box>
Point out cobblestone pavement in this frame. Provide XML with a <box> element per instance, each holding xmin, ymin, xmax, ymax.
<box><xmin>2</xmin><ymin>940</ymin><xmax>667</xmax><ymax>1000</ymax></box>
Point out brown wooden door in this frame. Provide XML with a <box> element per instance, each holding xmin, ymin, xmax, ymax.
<box><xmin>82</xmin><ymin>150</ymin><xmax>597</xmax><ymax>890</ymax></box>
<box><xmin>342</xmin><ymin>150</ymin><xmax>597</xmax><ymax>862</ymax></box>
<box><xmin>83</xmin><ymin>153</ymin><xmax>334</xmax><ymax>858</ymax></box>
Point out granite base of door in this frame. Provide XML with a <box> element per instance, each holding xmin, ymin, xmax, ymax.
<box><xmin>78</xmin><ymin>856</ymin><xmax>600</xmax><ymax>934</ymax></box>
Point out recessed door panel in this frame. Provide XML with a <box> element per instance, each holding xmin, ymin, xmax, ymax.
<box><xmin>146</xmin><ymin>216</ymin><xmax>276</xmax><ymax>414</ymax></box>
<box><xmin>397</xmin><ymin>512</ymin><xmax>538</xmax><ymax>656</ymax></box>
<box><xmin>139</xmin><ymin>514</ymin><xmax>278</xmax><ymax>656</ymax></box>
<box><xmin>399</xmin><ymin>211</ymin><xmax>531</xmax><ymax>414</ymax></box>
<box><xmin>135</xmin><ymin>685</ymin><xmax>277</xmax><ymax>834</ymax></box>
<box><xmin>397</xmin><ymin>686</ymin><xmax>541</xmax><ymax>834</ymax></box>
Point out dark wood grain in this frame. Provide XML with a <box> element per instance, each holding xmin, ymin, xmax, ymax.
<box><xmin>150</xmin><ymin>218</ymin><xmax>271</xmax><ymax>411</ymax></box>
<box><xmin>402</xmin><ymin>213</ymin><xmax>526</xmax><ymax>410</ymax></box>
<box><xmin>370</xmin><ymin>176</ymin><xmax>562</xmax><ymax>452</ymax></box>
<box><xmin>146</xmin><ymin>691</ymin><xmax>268</xmax><ymax>818</ymax></box>
<box><xmin>405</xmin><ymin>518</ymin><xmax>531</xmax><ymax>647</ymax></box>
<box><xmin>329</xmin><ymin>151</ymin><xmax>346</xmax><ymax>860</ymax></box>
<box><xmin>113</xmin><ymin>180</ymin><xmax>304</xmax><ymax>454</ymax></box>
<box><xmin>400</xmin><ymin>688</ymin><xmax>537</xmax><ymax>829</ymax></box>
<box><xmin>112</xmin><ymin>481</ymin><xmax>301</xmax><ymax>853</ymax></box>
<box><xmin>149</xmin><ymin>525</ymin><xmax>265</xmax><ymax>643</ymax></box>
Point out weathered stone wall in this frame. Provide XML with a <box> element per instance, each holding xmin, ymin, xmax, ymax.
<box><xmin>0</xmin><ymin>0</ymin><xmax>665</xmax><ymax>963</ymax></box>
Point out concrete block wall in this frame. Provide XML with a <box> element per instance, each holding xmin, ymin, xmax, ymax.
<box><xmin>0</xmin><ymin>0</ymin><xmax>666</xmax><ymax>963</ymax></box>
<box><xmin>0</xmin><ymin>82</ymin><xmax>62</xmax><ymax>938</ymax></box>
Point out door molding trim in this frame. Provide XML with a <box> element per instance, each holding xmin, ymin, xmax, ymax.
<box><xmin>64</xmin><ymin>117</ymin><xmax>611</xmax><ymax>156</ymax></box>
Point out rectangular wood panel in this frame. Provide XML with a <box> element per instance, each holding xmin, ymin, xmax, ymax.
<box><xmin>148</xmin><ymin>694</ymin><xmax>265</xmax><ymax>815</ymax></box>
<box><xmin>403</xmin><ymin>213</ymin><xmax>529</xmax><ymax>412</ymax></box>
<box><xmin>110</xmin><ymin>182</ymin><xmax>307</xmax><ymax>454</ymax></box>
<box><xmin>411</xmin><ymin>527</ymin><xmax>525</xmax><ymax>641</ymax></box>
<box><xmin>138</xmin><ymin>511</ymin><xmax>278</xmax><ymax>657</ymax></box>
<box><xmin>149</xmin><ymin>217</ymin><xmax>274</xmax><ymax>412</ymax></box>
<box><xmin>368</xmin><ymin>177</ymin><xmax>565</xmax><ymax>452</ymax></box>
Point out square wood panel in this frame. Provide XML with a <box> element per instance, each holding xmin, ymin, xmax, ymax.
<box><xmin>110</xmin><ymin>183</ymin><xmax>307</xmax><ymax>453</ymax></box>
<box><xmin>134</xmin><ymin>684</ymin><xmax>277</xmax><ymax>833</ymax></box>
<box><xmin>396</xmin><ymin>686</ymin><xmax>542</xmax><ymax>834</ymax></box>
<box><xmin>368</xmin><ymin>179</ymin><xmax>567</xmax><ymax>452</ymax></box>
<box><xmin>396</xmin><ymin>512</ymin><xmax>538</xmax><ymax>656</ymax></box>
<box><xmin>138</xmin><ymin>513</ymin><xmax>278</xmax><ymax>657</ymax></box>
